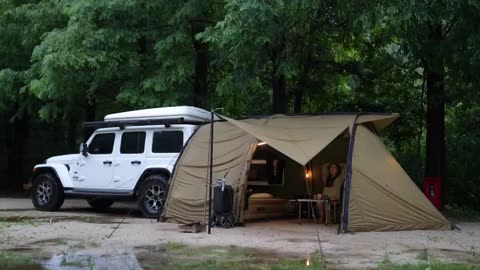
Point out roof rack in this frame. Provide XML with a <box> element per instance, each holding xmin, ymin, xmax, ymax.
<box><xmin>83</xmin><ymin>117</ymin><xmax>207</xmax><ymax>129</ymax></box>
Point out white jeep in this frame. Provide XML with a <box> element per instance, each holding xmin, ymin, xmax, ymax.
<box><xmin>31</xmin><ymin>106</ymin><xmax>213</xmax><ymax>218</ymax></box>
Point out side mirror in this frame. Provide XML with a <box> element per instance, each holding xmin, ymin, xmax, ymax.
<box><xmin>80</xmin><ymin>143</ymin><xmax>88</xmax><ymax>157</ymax></box>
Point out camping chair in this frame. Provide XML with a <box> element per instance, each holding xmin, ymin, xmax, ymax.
<box><xmin>322</xmin><ymin>195</ymin><xmax>341</xmax><ymax>225</ymax></box>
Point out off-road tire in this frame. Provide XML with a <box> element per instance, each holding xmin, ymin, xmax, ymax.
<box><xmin>87</xmin><ymin>198</ymin><xmax>114</xmax><ymax>211</ymax></box>
<box><xmin>31</xmin><ymin>173</ymin><xmax>64</xmax><ymax>211</ymax></box>
<box><xmin>137</xmin><ymin>175</ymin><xmax>168</xmax><ymax>218</ymax></box>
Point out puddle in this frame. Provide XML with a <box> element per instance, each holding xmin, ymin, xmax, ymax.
<box><xmin>42</xmin><ymin>250</ymin><xmax>141</xmax><ymax>270</ymax></box>
<box><xmin>1</xmin><ymin>244</ymin><xmax>318</xmax><ymax>270</ymax></box>
<box><xmin>136</xmin><ymin>244</ymin><xmax>316</xmax><ymax>269</ymax></box>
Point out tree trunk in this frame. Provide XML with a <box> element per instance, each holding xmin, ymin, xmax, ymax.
<box><xmin>270</xmin><ymin>37</ymin><xmax>287</xmax><ymax>114</ymax></box>
<box><xmin>6</xmin><ymin>110</ymin><xmax>29</xmax><ymax>192</ymax></box>
<box><xmin>272</xmin><ymin>74</ymin><xmax>287</xmax><ymax>114</ymax></box>
<box><xmin>293</xmin><ymin>87</ymin><xmax>303</xmax><ymax>113</ymax></box>
<box><xmin>192</xmin><ymin>24</ymin><xmax>209</xmax><ymax>109</ymax></box>
<box><xmin>294</xmin><ymin>51</ymin><xmax>312</xmax><ymax>113</ymax></box>
<box><xmin>83</xmin><ymin>99</ymin><xmax>96</xmax><ymax>142</ymax></box>
<box><xmin>66</xmin><ymin>113</ymin><xmax>78</xmax><ymax>152</ymax></box>
<box><xmin>424</xmin><ymin>24</ymin><xmax>447</xmax><ymax>205</ymax></box>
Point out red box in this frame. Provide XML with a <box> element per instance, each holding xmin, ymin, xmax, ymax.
<box><xmin>423</xmin><ymin>177</ymin><xmax>442</xmax><ymax>210</ymax></box>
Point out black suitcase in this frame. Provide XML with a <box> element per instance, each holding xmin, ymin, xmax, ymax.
<box><xmin>213</xmin><ymin>185</ymin><xmax>233</xmax><ymax>213</ymax></box>
<box><xmin>211</xmin><ymin>184</ymin><xmax>234</xmax><ymax>228</ymax></box>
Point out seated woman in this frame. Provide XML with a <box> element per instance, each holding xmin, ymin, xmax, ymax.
<box><xmin>316</xmin><ymin>163</ymin><xmax>344</xmax><ymax>223</ymax></box>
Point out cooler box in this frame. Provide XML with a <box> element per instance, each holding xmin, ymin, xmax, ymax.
<box><xmin>423</xmin><ymin>177</ymin><xmax>442</xmax><ymax>210</ymax></box>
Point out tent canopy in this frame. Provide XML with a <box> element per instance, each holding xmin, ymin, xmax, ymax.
<box><xmin>162</xmin><ymin>113</ymin><xmax>449</xmax><ymax>232</ymax></box>
<box><xmin>220</xmin><ymin>114</ymin><xmax>398</xmax><ymax>166</ymax></box>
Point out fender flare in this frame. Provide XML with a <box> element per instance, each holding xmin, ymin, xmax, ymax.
<box><xmin>33</xmin><ymin>164</ymin><xmax>73</xmax><ymax>188</ymax></box>
<box><xmin>134</xmin><ymin>167</ymin><xmax>172</xmax><ymax>192</ymax></box>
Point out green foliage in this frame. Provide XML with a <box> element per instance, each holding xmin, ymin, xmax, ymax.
<box><xmin>199</xmin><ymin>0</ymin><xmax>345</xmax><ymax>114</ymax></box>
<box><xmin>0</xmin><ymin>0</ymin><xmax>67</xmax><ymax>119</ymax></box>
<box><xmin>445</xmin><ymin>106</ymin><xmax>480</xmax><ymax>209</ymax></box>
<box><xmin>0</xmin><ymin>0</ymin><xmax>479</xmax><ymax>207</ymax></box>
<box><xmin>30</xmin><ymin>0</ymin><xmax>162</xmax><ymax>119</ymax></box>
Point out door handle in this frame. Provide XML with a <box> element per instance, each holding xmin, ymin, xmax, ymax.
<box><xmin>131</xmin><ymin>160</ymin><xmax>141</xmax><ymax>165</ymax></box>
<box><xmin>103</xmin><ymin>161</ymin><xmax>112</xmax><ymax>166</ymax></box>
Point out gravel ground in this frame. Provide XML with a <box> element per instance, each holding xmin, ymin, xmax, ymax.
<box><xmin>0</xmin><ymin>198</ymin><xmax>479</xmax><ymax>269</ymax></box>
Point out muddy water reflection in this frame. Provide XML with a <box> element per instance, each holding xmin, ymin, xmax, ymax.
<box><xmin>4</xmin><ymin>244</ymin><xmax>312</xmax><ymax>270</ymax></box>
<box><xmin>41</xmin><ymin>249</ymin><xmax>141</xmax><ymax>270</ymax></box>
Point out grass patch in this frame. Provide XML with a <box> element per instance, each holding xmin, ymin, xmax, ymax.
<box><xmin>379</xmin><ymin>254</ymin><xmax>478</xmax><ymax>270</ymax></box>
<box><xmin>165</xmin><ymin>241</ymin><xmax>184</xmax><ymax>250</ymax></box>
<box><xmin>89</xmin><ymin>241</ymin><xmax>100</xmax><ymax>248</ymax></box>
<box><xmin>0</xmin><ymin>222</ymin><xmax>11</xmax><ymax>234</ymax></box>
<box><xmin>70</xmin><ymin>243</ymin><xmax>86</xmax><ymax>249</ymax></box>
<box><xmin>141</xmin><ymin>242</ymin><xmax>324</xmax><ymax>270</ymax></box>
<box><xmin>0</xmin><ymin>251</ymin><xmax>42</xmax><ymax>270</ymax></box>
<box><xmin>380</xmin><ymin>262</ymin><xmax>478</xmax><ymax>269</ymax></box>
<box><xmin>0</xmin><ymin>216</ymin><xmax>43</xmax><ymax>228</ymax></box>
<box><xmin>415</xmin><ymin>248</ymin><xmax>431</xmax><ymax>261</ymax></box>
<box><xmin>54</xmin><ymin>239</ymin><xmax>68</xmax><ymax>245</ymax></box>
<box><xmin>379</xmin><ymin>249</ymin><xmax>478</xmax><ymax>270</ymax></box>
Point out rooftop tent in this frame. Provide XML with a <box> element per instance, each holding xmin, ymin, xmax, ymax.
<box><xmin>161</xmin><ymin>114</ymin><xmax>449</xmax><ymax>232</ymax></box>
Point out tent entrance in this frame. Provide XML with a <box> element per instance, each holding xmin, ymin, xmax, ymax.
<box><xmin>241</xmin><ymin>134</ymin><xmax>350</xmax><ymax>224</ymax></box>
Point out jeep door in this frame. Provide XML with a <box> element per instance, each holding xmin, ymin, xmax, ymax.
<box><xmin>111</xmin><ymin>131</ymin><xmax>147</xmax><ymax>190</ymax></box>
<box><xmin>76</xmin><ymin>132</ymin><xmax>116</xmax><ymax>188</ymax></box>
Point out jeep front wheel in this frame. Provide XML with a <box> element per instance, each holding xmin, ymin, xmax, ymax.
<box><xmin>87</xmin><ymin>198</ymin><xmax>114</xmax><ymax>211</ymax></box>
<box><xmin>137</xmin><ymin>175</ymin><xmax>167</xmax><ymax>218</ymax></box>
<box><xmin>32</xmin><ymin>173</ymin><xmax>64</xmax><ymax>211</ymax></box>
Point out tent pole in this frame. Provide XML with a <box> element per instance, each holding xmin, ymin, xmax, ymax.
<box><xmin>208</xmin><ymin>110</ymin><xmax>214</xmax><ymax>234</ymax></box>
<box><xmin>339</xmin><ymin>113</ymin><xmax>363</xmax><ymax>234</ymax></box>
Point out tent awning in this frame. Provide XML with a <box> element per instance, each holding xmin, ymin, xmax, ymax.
<box><xmin>220</xmin><ymin>114</ymin><xmax>398</xmax><ymax>166</ymax></box>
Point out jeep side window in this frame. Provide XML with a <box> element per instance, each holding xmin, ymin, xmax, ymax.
<box><xmin>120</xmin><ymin>132</ymin><xmax>146</xmax><ymax>154</ymax></box>
<box><xmin>88</xmin><ymin>133</ymin><xmax>115</xmax><ymax>154</ymax></box>
<box><xmin>152</xmin><ymin>131</ymin><xmax>183</xmax><ymax>153</ymax></box>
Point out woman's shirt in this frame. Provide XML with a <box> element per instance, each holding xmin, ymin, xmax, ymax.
<box><xmin>322</xmin><ymin>175</ymin><xmax>344</xmax><ymax>200</ymax></box>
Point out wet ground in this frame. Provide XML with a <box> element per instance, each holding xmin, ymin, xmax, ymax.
<box><xmin>2</xmin><ymin>241</ymin><xmax>315</xmax><ymax>270</ymax></box>
<box><xmin>0</xmin><ymin>198</ymin><xmax>479</xmax><ymax>269</ymax></box>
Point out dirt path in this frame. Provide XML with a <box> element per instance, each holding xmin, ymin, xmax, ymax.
<box><xmin>0</xmin><ymin>198</ymin><xmax>479</xmax><ymax>269</ymax></box>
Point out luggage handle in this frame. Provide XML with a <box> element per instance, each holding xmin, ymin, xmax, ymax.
<box><xmin>214</xmin><ymin>168</ymin><xmax>230</xmax><ymax>191</ymax></box>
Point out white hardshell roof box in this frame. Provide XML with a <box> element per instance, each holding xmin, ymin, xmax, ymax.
<box><xmin>104</xmin><ymin>106</ymin><xmax>219</xmax><ymax>122</ymax></box>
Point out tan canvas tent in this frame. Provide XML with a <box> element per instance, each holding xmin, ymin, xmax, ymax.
<box><xmin>161</xmin><ymin>114</ymin><xmax>449</xmax><ymax>232</ymax></box>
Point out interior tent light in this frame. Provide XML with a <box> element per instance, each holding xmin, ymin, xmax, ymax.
<box><xmin>257</xmin><ymin>142</ymin><xmax>267</xmax><ymax>146</ymax></box>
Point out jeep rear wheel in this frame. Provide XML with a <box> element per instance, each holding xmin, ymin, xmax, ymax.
<box><xmin>32</xmin><ymin>173</ymin><xmax>64</xmax><ymax>211</ymax></box>
<box><xmin>87</xmin><ymin>198</ymin><xmax>114</xmax><ymax>211</ymax></box>
<box><xmin>137</xmin><ymin>175</ymin><xmax>167</xmax><ymax>218</ymax></box>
